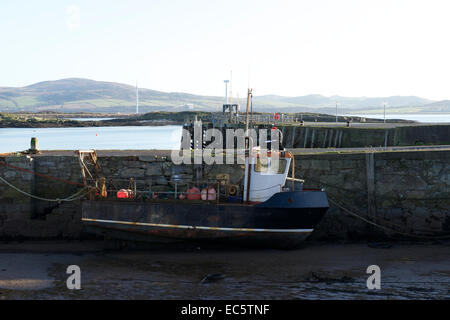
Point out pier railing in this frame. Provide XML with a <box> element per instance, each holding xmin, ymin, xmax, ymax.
<box><xmin>211</xmin><ymin>113</ymin><xmax>301</xmax><ymax>125</ymax></box>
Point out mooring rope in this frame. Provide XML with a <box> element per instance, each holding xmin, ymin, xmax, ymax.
<box><xmin>0</xmin><ymin>160</ymin><xmax>84</xmax><ymax>187</ymax></box>
<box><xmin>328</xmin><ymin>196</ymin><xmax>442</xmax><ymax>232</ymax></box>
<box><xmin>306</xmin><ymin>176</ymin><xmax>450</xmax><ymax>233</ymax></box>
<box><xmin>308</xmin><ymin>175</ymin><xmax>449</xmax><ymax>200</ymax></box>
<box><xmin>0</xmin><ymin>176</ymin><xmax>87</xmax><ymax>202</ymax></box>
<box><xmin>328</xmin><ymin>197</ymin><xmax>450</xmax><ymax>239</ymax></box>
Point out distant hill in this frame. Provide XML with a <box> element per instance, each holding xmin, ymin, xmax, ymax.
<box><xmin>252</xmin><ymin>94</ymin><xmax>435</xmax><ymax>113</ymax></box>
<box><xmin>0</xmin><ymin>78</ymin><xmax>447</xmax><ymax>114</ymax></box>
<box><xmin>419</xmin><ymin>100</ymin><xmax>450</xmax><ymax>112</ymax></box>
<box><xmin>0</xmin><ymin>78</ymin><xmax>224</xmax><ymax>113</ymax></box>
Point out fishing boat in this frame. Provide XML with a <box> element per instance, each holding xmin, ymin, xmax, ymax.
<box><xmin>79</xmin><ymin>89</ymin><xmax>329</xmax><ymax>249</ymax></box>
<box><xmin>79</xmin><ymin>147</ymin><xmax>329</xmax><ymax>249</ymax></box>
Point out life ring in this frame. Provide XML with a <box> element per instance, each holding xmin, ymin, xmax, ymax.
<box><xmin>228</xmin><ymin>184</ymin><xmax>238</xmax><ymax>196</ymax></box>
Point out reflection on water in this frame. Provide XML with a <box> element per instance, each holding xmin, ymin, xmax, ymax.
<box><xmin>0</xmin><ymin>125</ymin><xmax>182</xmax><ymax>153</ymax></box>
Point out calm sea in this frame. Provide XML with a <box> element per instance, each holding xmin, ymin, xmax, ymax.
<box><xmin>0</xmin><ymin>125</ymin><xmax>183</xmax><ymax>153</ymax></box>
<box><xmin>1</xmin><ymin>113</ymin><xmax>450</xmax><ymax>153</ymax></box>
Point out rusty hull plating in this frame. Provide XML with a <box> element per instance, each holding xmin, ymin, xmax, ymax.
<box><xmin>81</xmin><ymin>190</ymin><xmax>329</xmax><ymax>248</ymax></box>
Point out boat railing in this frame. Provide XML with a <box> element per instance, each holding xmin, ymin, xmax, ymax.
<box><xmin>285</xmin><ymin>177</ymin><xmax>305</xmax><ymax>183</ymax></box>
<box><xmin>89</xmin><ymin>176</ymin><xmax>231</xmax><ymax>204</ymax></box>
<box><xmin>285</xmin><ymin>177</ymin><xmax>304</xmax><ymax>192</ymax></box>
<box><xmin>87</xmin><ymin>173</ymin><xmax>305</xmax><ymax>203</ymax></box>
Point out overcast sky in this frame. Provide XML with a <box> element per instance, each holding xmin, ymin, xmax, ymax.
<box><xmin>1</xmin><ymin>0</ymin><xmax>449</xmax><ymax>100</ymax></box>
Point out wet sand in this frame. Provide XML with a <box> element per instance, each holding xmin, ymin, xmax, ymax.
<box><xmin>0</xmin><ymin>241</ymin><xmax>448</xmax><ymax>300</ymax></box>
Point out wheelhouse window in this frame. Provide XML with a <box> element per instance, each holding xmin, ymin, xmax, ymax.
<box><xmin>254</xmin><ymin>158</ymin><xmax>287</xmax><ymax>174</ymax></box>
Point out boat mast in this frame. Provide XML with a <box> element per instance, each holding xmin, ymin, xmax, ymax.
<box><xmin>244</xmin><ymin>88</ymin><xmax>253</xmax><ymax>203</ymax></box>
<box><xmin>245</xmin><ymin>88</ymin><xmax>252</xmax><ymax>134</ymax></box>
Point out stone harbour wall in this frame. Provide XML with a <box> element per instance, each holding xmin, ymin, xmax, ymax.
<box><xmin>294</xmin><ymin>150</ymin><xmax>450</xmax><ymax>240</ymax></box>
<box><xmin>271</xmin><ymin>124</ymin><xmax>450</xmax><ymax>148</ymax></box>
<box><xmin>0</xmin><ymin>149</ymin><xmax>448</xmax><ymax>241</ymax></box>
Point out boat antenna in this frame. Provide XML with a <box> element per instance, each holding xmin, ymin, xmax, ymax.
<box><xmin>230</xmin><ymin>70</ymin><xmax>233</xmax><ymax>103</ymax></box>
<box><xmin>224</xmin><ymin>80</ymin><xmax>229</xmax><ymax>104</ymax></box>
<box><xmin>236</xmin><ymin>93</ymin><xmax>240</xmax><ymax>113</ymax></box>
<box><xmin>245</xmin><ymin>88</ymin><xmax>253</xmax><ymax>134</ymax></box>
<box><xmin>247</xmin><ymin>60</ymin><xmax>251</xmax><ymax>89</ymax></box>
<box><xmin>250</xmin><ymin>92</ymin><xmax>253</xmax><ymax>127</ymax></box>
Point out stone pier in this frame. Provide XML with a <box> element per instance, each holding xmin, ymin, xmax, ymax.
<box><xmin>0</xmin><ymin>149</ymin><xmax>449</xmax><ymax>241</ymax></box>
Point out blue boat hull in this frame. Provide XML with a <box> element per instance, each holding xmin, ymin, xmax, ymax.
<box><xmin>81</xmin><ymin>191</ymin><xmax>329</xmax><ymax>248</ymax></box>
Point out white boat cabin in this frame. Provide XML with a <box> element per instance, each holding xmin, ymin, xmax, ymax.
<box><xmin>243</xmin><ymin>151</ymin><xmax>292</xmax><ymax>202</ymax></box>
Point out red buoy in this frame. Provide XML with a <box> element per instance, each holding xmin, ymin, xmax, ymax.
<box><xmin>186</xmin><ymin>187</ymin><xmax>201</xmax><ymax>200</ymax></box>
<box><xmin>117</xmin><ymin>189</ymin><xmax>134</xmax><ymax>199</ymax></box>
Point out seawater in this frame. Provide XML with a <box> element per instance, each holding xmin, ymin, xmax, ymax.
<box><xmin>1</xmin><ymin>113</ymin><xmax>450</xmax><ymax>153</ymax></box>
<box><xmin>0</xmin><ymin>125</ymin><xmax>183</xmax><ymax>153</ymax></box>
